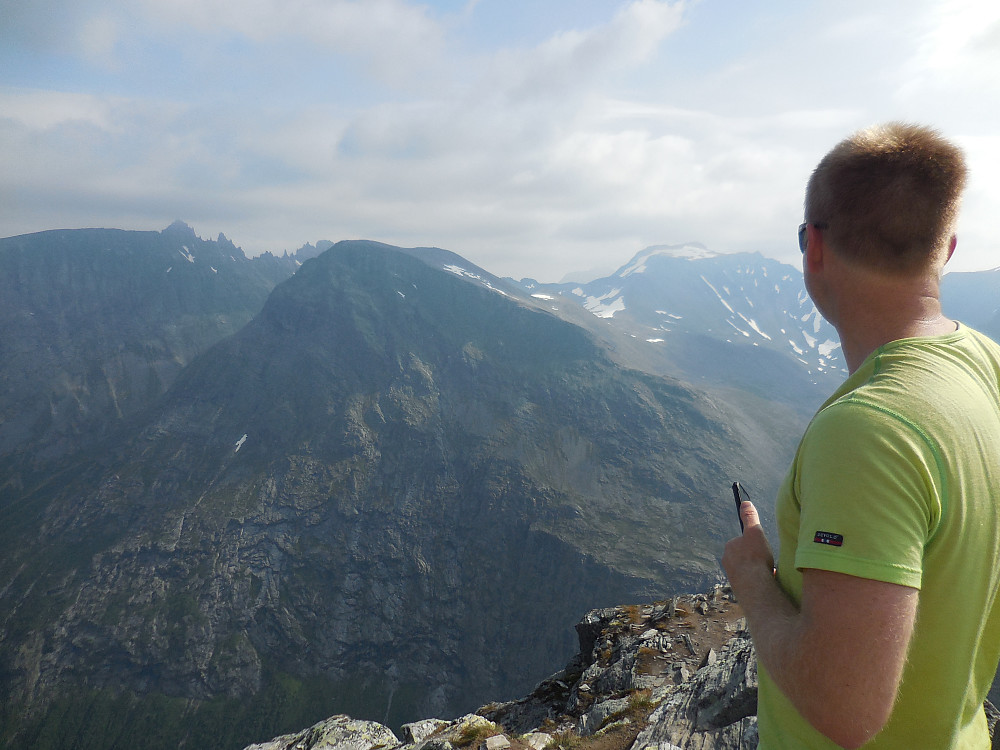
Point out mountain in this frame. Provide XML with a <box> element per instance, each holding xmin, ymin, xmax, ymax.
<box><xmin>0</xmin><ymin>222</ymin><xmax>298</xmax><ymax>472</ymax></box>
<box><xmin>0</xmin><ymin>239</ymin><xmax>794</xmax><ymax>750</ymax></box>
<box><xmin>3</xmin><ymin>229</ymin><xmax>998</xmax><ymax>750</ymax></box>
<box><xmin>514</xmin><ymin>244</ymin><xmax>844</xmax><ymax>416</ymax></box>
<box><xmin>941</xmin><ymin>267</ymin><xmax>1000</xmax><ymax>341</ymax></box>
<box><xmin>515</xmin><ymin>244</ymin><xmax>1000</xmax><ymax>417</ymax></box>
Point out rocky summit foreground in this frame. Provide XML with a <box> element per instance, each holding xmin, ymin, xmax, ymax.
<box><xmin>244</xmin><ymin>586</ymin><xmax>760</xmax><ymax>750</ymax></box>
<box><xmin>244</xmin><ymin>584</ymin><xmax>1000</xmax><ymax>750</ymax></box>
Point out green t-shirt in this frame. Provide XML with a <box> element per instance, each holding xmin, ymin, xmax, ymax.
<box><xmin>758</xmin><ymin>325</ymin><xmax>1000</xmax><ymax>749</ymax></box>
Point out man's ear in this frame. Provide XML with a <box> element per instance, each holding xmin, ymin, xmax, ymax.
<box><xmin>804</xmin><ymin>223</ymin><xmax>826</xmax><ymax>274</ymax></box>
<box><xmin>946</xmin><ymin>234</ymin><xmax>957</xmax><ymax>264</ymax></box>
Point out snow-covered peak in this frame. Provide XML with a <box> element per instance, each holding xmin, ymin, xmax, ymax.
<box><xmin>618</xmin><ymin>243</ymin><xmax>718</xmax><ymax>277</ymax></box>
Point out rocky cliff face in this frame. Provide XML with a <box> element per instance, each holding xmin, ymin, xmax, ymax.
<box><xmin>0</xmin><ymin>241</ymin><xmax>791</xmax><ymax>749</ymax></box>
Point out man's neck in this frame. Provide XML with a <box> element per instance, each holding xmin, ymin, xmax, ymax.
<box><xmin>835</xmin><ymin>279</ymin><xmax>955</xmax><ymax>373</ymax></box>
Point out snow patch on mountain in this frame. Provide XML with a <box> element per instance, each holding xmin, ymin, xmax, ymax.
<box><xmin>801</xmin><ymin>306</ymin><xmax>824</xmax><ymax>333</ymax></box>
<box><xmin>738</xmin><ymin>313</ymin><xmax>772</xmax><ymax>341</ymax></box>
<box><xmin>701</xmin><ymin>276</ymin><xmax>735</xmax><ymax>314</ymax></box>
<box><xmin>727</xmin><ymin>320</ymin><xmax>751</xmax><ymax>338</ymax></box>
<box><xmin>584</xmin><ymin>289</ymin><xmax>626</xmax><ymax>319</ymax></box>
<box><xmin>444</xmin><ymin>264</ymin><xmax>509</xmax><ymax>297</ymax></box>
<box><xmin>619</xmin><ymin>244</ymin><xmax>718</xmax><ymax>277</ymax></box>
<box><xmin>818</xmin><ymin>339</ymin><xmax>841</xmax><ymax>357</ymax></box>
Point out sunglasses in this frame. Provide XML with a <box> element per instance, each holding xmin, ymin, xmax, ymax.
<box><xmin>798</xmin><ymin>222</ymin><xmax>829</xmax><ymax>253</ymax></box>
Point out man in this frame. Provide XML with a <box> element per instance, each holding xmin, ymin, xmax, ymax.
<box><xmin>723</xmin><ymin>123</ymin><xmax>1000</xmax><ymax>749</ymax></box>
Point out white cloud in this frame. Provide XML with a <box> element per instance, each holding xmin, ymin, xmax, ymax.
<box><xmin>0</xmin><ymin>88</ymin><xmax>121</xmax><ymax>131</ymax></box>
<box><xmin>78</xmin><ymin>13</ymin><xmax>123</xmax><ymax>70</ymax></box>
<box><xmin>2</xmin><ymin>0</ymin><xmax>1000</xmax><ymax>280</ymax></box>
<box><xmin>140</xmin><ymin>0</ymin><xmax>441</xmax><ymax>43</ymax></box>
<box><xmin>949</xmin><ymin>133</ymin><xmax>1000</xmax><ymax>272</ymax></box>
<box><xmin>136</xmin><ymin>0</ymin><xmax>449</xmax><ymax>86</ymax></box>
<box><xmin>909</xmin><ymin>0</ymin><xmax>1000</xmax><ymax>87</ymax></box>
<box><xmin>859</xmin><ymin>0</ymin><xmax>1000</xmax><ymax>127</ymax></box>
<box><xmin>490</xmin><ymin>0</ymin><xmax>686</xmax><ymax>102</ymax></box>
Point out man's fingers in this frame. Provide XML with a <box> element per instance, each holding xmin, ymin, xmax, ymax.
<box><xmin>740</xmin><ymin>500</ymin><xmax>761</xmax><ymax>530</ymax></box>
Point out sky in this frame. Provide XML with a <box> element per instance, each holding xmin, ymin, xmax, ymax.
<box><xmin>2</xmin><ymin>0</ymin><xmax>999</xmax><ymax>281</ymax></box>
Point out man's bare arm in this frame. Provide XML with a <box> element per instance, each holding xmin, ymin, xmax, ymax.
<box><xmin>722</xmin><ymin>501</ymin><xmax>918</xmax><ymax>749</ymax></box>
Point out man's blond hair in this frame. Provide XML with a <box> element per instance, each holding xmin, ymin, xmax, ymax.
<box><xmin>805</xmin><ymin>122</ymin><xmax>967</xmax><ymax>275</ymax></box>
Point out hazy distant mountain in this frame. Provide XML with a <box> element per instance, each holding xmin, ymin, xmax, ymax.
<box><xmin>288</xmin><ymin>239</ymin><xmax>335</xmax><ymax>261</ymax></box>
<box><xmin>941</xmin><ymin>267</ymin><xmax>1000</xmax><ymax>341</ymax></box>
<box><xmin>530</xmin><ymin>246</ymin><xmax>1000</xmax><ymax>404</ymax></box>
<box><xmin>515</xmin><ymin>244</ymin><xmax>844</xmax><ymax>416</ymax></box>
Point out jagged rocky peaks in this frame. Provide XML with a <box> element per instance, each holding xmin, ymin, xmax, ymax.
<box><xmin>0</xmin><ymin>224</ymin><xmax>299</xmax><ymax>464</ymax></box>
<box><xmin>0</xmin><ymin>237</ymin><xmax>783</xmax><ymax>749</ymax></box>
<box><xmin>163</xmin><ymin>218</ymin><xmax>198</xmax><ymax>236</ymax></box>
<box><xmin>289</xmin><ymin>239</ymin><xmax>335</xmax><ymax>261</ymax></box>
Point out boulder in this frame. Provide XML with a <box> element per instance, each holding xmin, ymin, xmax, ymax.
<box><xmin>402</xmin><ymin>719</ymin><xmax>450</xmax><ymax>744</ymax></box>
<box><xmin>243</xmin><ymin>714</ymin><xmax>400</xmax><ymax>750</ymax></box>
<box><xmin>578</xmin><ymin>697</ymin><xmax>631</xmax><ymax>736</ymax></box>
<box><xmin>632</xmin><ymin>633</ymin><xmax>757</xmax><ymax>750</ymax></box>
<box><xmin>521</xmin><ymin>732</ymin><xmax>552</xmax><ymax>750</ymax></box>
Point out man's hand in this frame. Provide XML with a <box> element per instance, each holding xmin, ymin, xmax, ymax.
<box><xmin>722</xmin><ymin>499</ymin><xmax>774</xmax><ymax>592</ymax></box>
<box><xmin>720</xmin><ymin>498</ymin><xmax>918</xmax><ymax>749</ymax></box>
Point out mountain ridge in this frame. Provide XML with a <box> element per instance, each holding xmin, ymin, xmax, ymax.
<box><xmin>3</xmin><ymin>226</ymin><xmax>999</xmax><ymax>750</ymax></box>
<box><xmin>0</xmin><ymin>235</ymin><xmax>789</xmax><ymax>749</ymax></box>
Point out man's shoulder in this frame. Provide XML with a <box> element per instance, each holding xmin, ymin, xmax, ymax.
<box><xmin>963</xmin><ymin>325</ymin><xmax>1000</xmax><ymax>355</ymax></box>
<box><xmin>858</xmin><ymin>328</ymin><xmax>998</xmax><ymax>400</ymax></box>
<box><xmin>807</xmin><ymin>396</ymin><xmax>921</xmax><ymax>455</ymax></box>
<box><xmin>808</xmin><ymin>326</ymin><xmax>1000</xmax><ymax>460</ymax></box>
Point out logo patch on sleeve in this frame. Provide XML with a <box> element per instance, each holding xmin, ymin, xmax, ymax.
<box><xmin>813</xmin><ymin>531</ymin><xmax>844</xmax><ymax>547</ymax></box>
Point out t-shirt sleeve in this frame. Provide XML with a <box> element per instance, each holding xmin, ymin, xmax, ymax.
<box><xmin>793</xmin><ymin>399</ymin><xmax>943</xmax><ymax>589</ymax></box>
